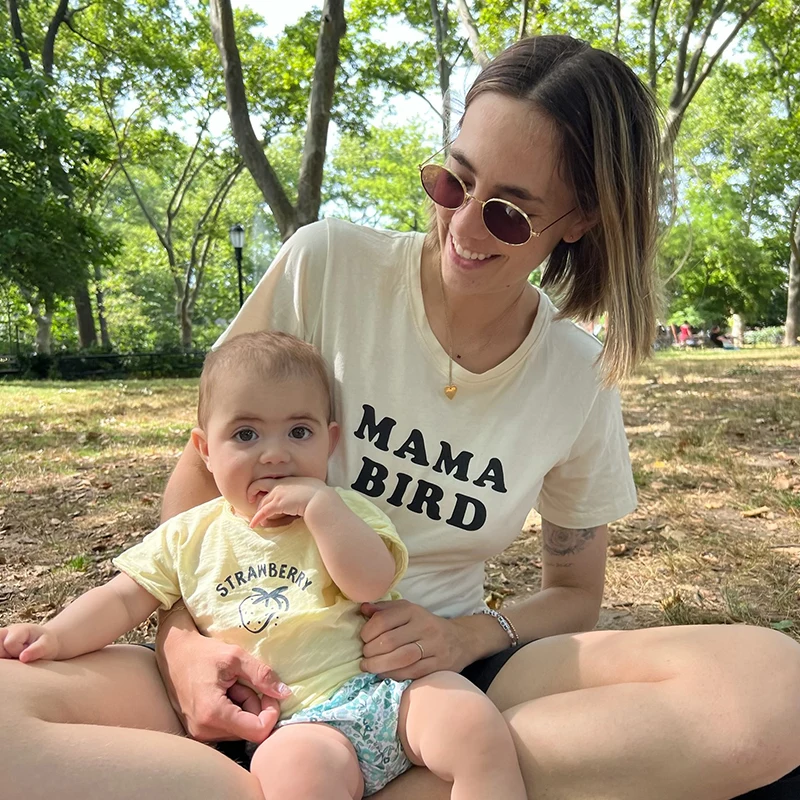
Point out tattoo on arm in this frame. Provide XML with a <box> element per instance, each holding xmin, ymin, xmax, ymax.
<box><xmin>542</xmin><ymin>521</ymin><xmax>597</xmax><ymax>557</ymax></box>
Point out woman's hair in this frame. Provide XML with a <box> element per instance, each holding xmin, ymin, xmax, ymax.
<box><xmin>198</xmin><ymin>331</ymin><xmax>332</xmax><ymax>428</ymax></box>
<box><xmin>445</xmin><ymin>35</ymin><xmax>663</xmax><ymax>384</ymax></box>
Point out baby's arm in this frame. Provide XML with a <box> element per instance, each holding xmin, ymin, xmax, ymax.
<box><xmin>251</xmin><ymin>479</ymin><xmax>395</xmax><ymax>601</ymax></box>
<box><xmin>0</xmin><ymin>573</ymin><xmax>160</xmax><ymax>662</ymax></box>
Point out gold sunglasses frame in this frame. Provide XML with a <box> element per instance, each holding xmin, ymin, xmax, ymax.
<box><xmin>418</xmin><ymin>144</ymin><xmax>576</xmax><ymax>247</ymax></box>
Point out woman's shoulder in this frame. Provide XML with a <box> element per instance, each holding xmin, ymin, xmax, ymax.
<box><xmin>538</xmin><ymin>292</ymin><xmax>604</xmax><ymax>369</ymax></box>
<box><xmin>291</xmin><ymin>217</ymin><xmax>421</xmax><ymax>248</ymax></box>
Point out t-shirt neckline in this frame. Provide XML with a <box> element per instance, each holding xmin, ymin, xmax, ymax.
<box><xmin>405</xmin><ymin>236</ymin><xmax>552</xmax><ymax>385</ymax></box>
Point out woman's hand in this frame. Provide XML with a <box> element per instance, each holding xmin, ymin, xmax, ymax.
<box><xmin>359</xmin><ymin>599</ymin><xmax>479</xmax><ymax>680</ymax></box>
<box><xmin>156</xmin><ymin>610</ymin><xmax>291</xmax><ymax>744</ymax></box>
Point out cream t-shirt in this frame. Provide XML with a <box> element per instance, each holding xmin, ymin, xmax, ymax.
<box><xmin>113</xmin><ymin>489</ymin><xmax>407</xmax><ymax>718</ymax></box>
<box><xmin>217</xmin><ymin>219</ymin><xmax>637</xmax><ymax>619</ymax></box>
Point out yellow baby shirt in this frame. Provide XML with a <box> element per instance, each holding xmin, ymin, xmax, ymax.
<box><xmin>113</xmin><ymin>488</ymin><xmax>407</xmax><ymax>718</ymax></box>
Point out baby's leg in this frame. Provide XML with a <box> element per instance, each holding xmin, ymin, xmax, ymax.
<box><xmin>398</xmin><ymin>672</ymin><xmax>527</xmax><ymax>800</ymax></box>
<box><xmin>250</xmin><ymin>722</ymin><xmax>364</xmax><ymax>800</ymax></box>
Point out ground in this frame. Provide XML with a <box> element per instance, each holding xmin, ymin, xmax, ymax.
<box><xmin>1</xmin><ymin>347</ymin><xmax>799</xmax><ymax>643</ymax></box>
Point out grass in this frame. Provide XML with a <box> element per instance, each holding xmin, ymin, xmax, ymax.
<box><xmin>1</xmin><ymin>348</ymin><xmax>800</xmax><ymax>641</ymax></box>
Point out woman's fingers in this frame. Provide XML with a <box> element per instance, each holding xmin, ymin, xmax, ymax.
<box><xmin>361</xmin><ymin>641</ymin><xmax>429</xmax><ymax>675</ymax></box>
<box><xmin>359</xmin><ymin>600</ymin><xmax>413</xmax><ymax>643</ymax></box>
<box><xmin>232</xmin><ymin>650</ymin><xmax>291</xmax><ymax>700</ymax></box>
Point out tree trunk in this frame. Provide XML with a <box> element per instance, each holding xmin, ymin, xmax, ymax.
<box><xmin>209</xmin><ymin>0</ymin><xmax>297</xmax><ymax>237</ymax></box>
<box><xmin>296</xmin><ymin>0</ymin><xmax>347</xmax><ymax>228</ymax></box>
<box><xmin>430</xmin><ymin>0</ymin><xmax>452</xmax><ymax>145</ymax></box>
<box><xmin>26</xmin><ymin>295</ymin><xmax>53</xmax><ymax>355</ymax></box>
<box><xmin>74</xmin><ymin>281</ymin><xmax>98</xmax><ymax>349</ymax></box>
<box><xmin>179</xmin><ymin>297</ymin><xmax>193</xmax><ymax>351</ymax></box>
<box><xmin>785</xmin><ymin>213</ymin><xmax>800</xmax><ymax>346</ymax></box>
<box><xmin>94</xmin><ymin>264</ymin><xmax>112</xmax><ymax>350</ymax></box>
<box><xmin>731</xmin><ymin>313</ymin><xmax>745</xmax><ymax>349</ymax></box>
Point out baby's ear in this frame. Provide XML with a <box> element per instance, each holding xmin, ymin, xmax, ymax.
<box><xmin>327</xmin><ymin>421</ymin><xmax>341</xmax><ymax>456</ymax></box>
<box><xmin>190</xmin><ymin>427</ymin><xmax>212</xmax><ymax>472</ymax></box>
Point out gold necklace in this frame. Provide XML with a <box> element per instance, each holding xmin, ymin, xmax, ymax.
<box><xmin>438</xmin><ymin>267</ymin><xmax>526</xmax><ymax>400</ymax></box>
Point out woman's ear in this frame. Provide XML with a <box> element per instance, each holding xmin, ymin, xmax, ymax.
<box><xmin>327</xmin><ymin>421</ymin><xmax>341</xmax><ymax>456</ymax></box>
<box><xmin>190</xmin><ymin>427</ymin><xmax>213</xmax><ymax>472</ymax></box>
<box><xmin>563</xmin><ymin>212</ymin><xmax>598</xmax><ymax>244</ymax></box>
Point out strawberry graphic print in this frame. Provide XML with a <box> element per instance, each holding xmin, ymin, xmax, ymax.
<box><xmin>238</xmin><ymin>586</ymin><xmax>290</xmax><ymax>633</ymax></box>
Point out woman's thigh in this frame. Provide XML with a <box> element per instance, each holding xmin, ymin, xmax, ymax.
<box><xmin>483</xmin><ymin>626</ymin><xmax>800</xmax><ymax>799</ymax></box>
<box><xmin>1</xmin><ymin>643</ymin><xmax>184</xmax><ymax>731</ymax></box>
<box><xmin>0</xmin><ymin>645</ymin><xmax>264</xmax><ymax>800</ymax></box>
<box><xmin>486</xmin><ymin>623</ymin><xmax>800</xmax><ymax>711</ymax></box>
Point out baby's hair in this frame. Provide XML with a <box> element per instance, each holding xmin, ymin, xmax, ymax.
<box><xmin>198</xmin><ymin>331</ymin><xmax>332</xmax><ymax>429</ymax></box>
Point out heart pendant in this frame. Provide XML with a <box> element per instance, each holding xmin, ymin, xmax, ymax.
<box><xmin>444</xmin><ymin>385</ymin><xmax>457</xmax><ymax>399</ymax></box>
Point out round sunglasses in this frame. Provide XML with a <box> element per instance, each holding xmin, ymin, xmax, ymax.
<box><xmin>419</xmin><ymin>161</ymin><xmax>576</xmax><ymax>247</ymax></box>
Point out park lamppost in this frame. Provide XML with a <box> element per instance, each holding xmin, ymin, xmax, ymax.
<box><xmin>229</xmin><ymin>223</ymin><xmax>245</xmax><ymax>308</ymax></box>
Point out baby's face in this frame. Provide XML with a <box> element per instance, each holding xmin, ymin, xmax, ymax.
<box><xmin>197</xmin><ymin>373</ymin><xmax>335</xmax><ymax>520</ymax></box>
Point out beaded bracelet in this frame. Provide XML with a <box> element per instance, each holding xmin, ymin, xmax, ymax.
<box><xmin>479</xmin><ymin>608</ymin><xmax>520</xmax><ymax>648</ymax></box>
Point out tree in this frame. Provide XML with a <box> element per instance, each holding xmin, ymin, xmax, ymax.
<box><xmin>209</xmin><ymin>0</ymin><xmax>346</xmax><ymax>240</ymax></box>
<box><xmin>0</xmin><ymin>48</ymin><xmax>112</xmax><ymax>353</ymax></box>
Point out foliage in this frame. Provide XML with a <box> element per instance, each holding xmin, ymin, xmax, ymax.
<box><xmin>0</xmin><ymin>51</ymin><xmax>116</xmax><ymax>306</ymax></box>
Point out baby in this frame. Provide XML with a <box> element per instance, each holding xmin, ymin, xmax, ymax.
<box><xmin>0</xmin><ymin>331</ymin><xmax>525</xmax><ymax>799</ymax></box>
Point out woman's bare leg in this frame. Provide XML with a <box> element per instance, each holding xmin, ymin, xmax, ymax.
<box><xmin>370</xmin><ymin>625</ymin><xmax>800</xmax><ymax>800</ymax></box>
<box><xmin>0</xmin><ymin>645</ymin><xmax>263</xmax><ymax>800</ymax></box>
<box><xmin>487</xmin><ymin>624</ymin><xmax>800</xmax><ymax>800</ymax></box>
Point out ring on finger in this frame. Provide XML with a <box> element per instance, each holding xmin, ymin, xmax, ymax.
<box><xmin>414</xmin><ymin>641</ymin><xmax>425</xmax><ymax>660</ymax></box>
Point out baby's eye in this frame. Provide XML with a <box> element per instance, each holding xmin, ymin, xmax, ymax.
<box><xmin>233</xmin><ymin>428</ymin><xmax>258</xmax><ymax>442</ymax></box>
<box><xmin>289</xmin><ymin>426</ymin><xmax>312</xmax><ymax>440</ymax></box>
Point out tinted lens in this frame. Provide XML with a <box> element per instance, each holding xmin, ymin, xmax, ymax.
<box><xmin>483</xmin><ymin>200</ymin><xmax>532</xmax><ymax>245</ymax></box>
<box><xmin>420</xmin><ymin>165</ymin><xmax>465</xmax><ymax>209</ymax></box>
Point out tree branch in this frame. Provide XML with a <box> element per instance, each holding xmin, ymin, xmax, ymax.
<box><xmin>672</xmin><ymin>0</ymin><xmax>702</xmax><ymax>102</ymax></box>
<box><xmin>168</xmin><ymin>118</ymin><xmax>212</xmax><ymax>223</ymax></box>
<box><xmin>518</xmin><ymin>0</ymin><xmax>530</xmax><ymax>41</ymax></box>
<box><xmin>456</xmin><ymin>0</ymin><xmax>488</xmax><ymax>66</ymax></box>
<box><xmin>189</xmin><ymin>162</ymin><xmax>245</xmax><ymax>310</ymax></box>
<box><xmin>648</xmin><ymin>0</ymin><xmax>662</xmax><ymax>90</ymax></box>
<box><xmin>6</xmin><ymin>0</ymin><xmax>32</xmax><ymax>71</ymax></box>
<box><xmin>678</xmin><ymin>0</ymin><xmax>766</xmax><ymax>119</ymax></box>
<box><xmin>209</xmin><ymin>0</ymin><xmax>297</xmax><ymax>238</ymax></box>
<box><xmin>296</xmin><ymin>0</ymin><xmax>347</xmax><ymax>229</ymax></box>
<box><xmin>42</xmin><ymin>0</ymin><xmax>70</xmax><ymax>77</ymax></box>
<box><xmin>98</xmin><ymin>80</ymin><xmax>170</xmax><ymax>252</ymax></box>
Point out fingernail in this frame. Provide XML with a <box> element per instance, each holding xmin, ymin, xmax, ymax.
<box><xmin>277</xmin><ymin>682</ymin><xmax>291</xmax><ymax>695</ymax></box>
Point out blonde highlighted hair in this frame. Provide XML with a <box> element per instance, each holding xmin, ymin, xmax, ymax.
<box><xmin>437</xmin><ymin>35</ymin><xmax>663</xmax><ymax>384</ymax></box>
<box><xmin>198</xmin><ymin>331</ymin><xmax>332</xmax><ymax>428</ymax></box>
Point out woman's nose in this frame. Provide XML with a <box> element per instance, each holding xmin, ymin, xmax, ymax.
<box><xmin>450</xmin><ymin>192</ymin><xmax>490</xmax><ymax>242</ymax></box>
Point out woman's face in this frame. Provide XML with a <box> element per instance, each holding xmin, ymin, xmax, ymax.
<box><xmin>435</xmin><ymin>92</ymin><xmax>591</xmax><ymax>298</ymax></box>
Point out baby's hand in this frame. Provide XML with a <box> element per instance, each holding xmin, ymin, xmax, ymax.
<box><xmin>249</xmin><ymin>478</ymin><xmax>331</xmax><ymax>528</ymax></box>
<box><xmin>0</xmin><ymin>623</ymin><xmax>60</xmax><ymax>662</ymax></box>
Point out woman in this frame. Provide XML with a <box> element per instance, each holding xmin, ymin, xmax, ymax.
<box><xmin>2</xmin><ymin>35</ymin><xmax>800</xmax><ymax>800</ymax></box>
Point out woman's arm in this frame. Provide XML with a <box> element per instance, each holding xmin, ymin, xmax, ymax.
<box><xmin>359</xmin><ymin>519</ymin><xmax>608</xmax><ymax>680</ymax></box>
<box><xmin>160</xmin><ymin>440</ymin><xmax>220</xmax><ymax>523</ymax></box>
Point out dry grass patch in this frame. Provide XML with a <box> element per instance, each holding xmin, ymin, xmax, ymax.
<box><xmin>1</xmin><ymin>349</ymin><xmax>799</xmax><ymax>642</ymax></box>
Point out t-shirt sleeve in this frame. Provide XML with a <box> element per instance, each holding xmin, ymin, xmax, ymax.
<box><xmin>213</xmin><ymin>219</ymin><xmax>330</xmax><ymax>348</ymax></box>
<box><xmin>334</xmin><ymin>488</ymin><xmax>409</xmax><ymax>597</ymax></box>
<box><xmin>534</xmin><ymin>386</ymin><xmax>637</xmax><ymax>529</ymax></box>
<box><xmin>112</xmin><ymin>519</ymin><xmax>184</xmax><ymax>610</ymax></box>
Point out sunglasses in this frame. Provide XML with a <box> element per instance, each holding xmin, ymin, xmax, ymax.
<box><xmin>418</xmin><ymin>148</ymin><xmax>576</xmax><ymax>247</ymax></box>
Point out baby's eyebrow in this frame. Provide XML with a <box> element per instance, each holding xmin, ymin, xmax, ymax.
<box><xmin>450</xmin><ymin>148</ymin><xmax>546</xmax><ymax>205</ymax></box>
